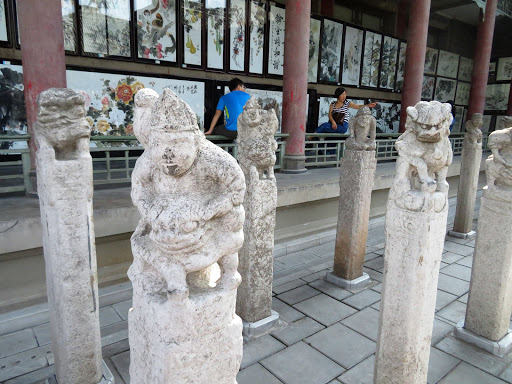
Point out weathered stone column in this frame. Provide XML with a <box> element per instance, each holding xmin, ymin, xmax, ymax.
<box><xmin>449</xmin><ymin>114</ymin><xmax>484</xmax><ymax>238</ymax></box>
<box><xmin>236</xmin><ymin>98</ymin><xmax>280</xmax><ymax>336</ymax></box>
<box><xmin>375</xmin><ymin>101</ymin><xmax>453</xmax><ymax>384</ymax></box>
<box><xmin>454</xmin><ymin>125</ymin><xmax>512</xmax><ymax>357</ymax></box>
<box><xmin>327</xmin><ymin>107</ymin><xmax>377</xmax><ymax>290</ymax></box>
<box><xmin>34</xmin><ymin>89</ymin><xmax>110</xmax><ymax>384</ymax></box>
<box><xmin>128</xmin><ymin>89</ymin><xmax>245</xmax><ymax>383</ymax></box>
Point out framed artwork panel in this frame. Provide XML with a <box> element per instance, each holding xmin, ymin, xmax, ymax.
<box><xmin>434</xmin><ymin>77</ymin><xmax>456</xmax><ymax>102</ymax></box>
<box><xmin>182</xmin><ymin>0</ymin><xmax>202</xmax><ymax>66</ymax></box>
<box><xmin>267</xmin><ymin>5</ymin><xmax>285</xmax><ymax>76</ymax></box>
<box><xmin>361</xmin><ymin>31</ymin><xmax>382</xmax><ymax>88</ymax></box>
<box><xmin>421</xmin><ymin>76</ymin><xmax>435</xmax><ymax>100</ymax></box>
<box><xmin>395</xmin><ymin>41</ymin><xmax>406</xmax><ymax>91</ymax></box>
<box><xmin>228</xmin><ymin>0</ymin><xmax>245</xmax><ymax>72</ymax></box>
<box><xmin>452</xmin><ymin>105</ymin><xmax>464</xmax><ymax>133</ymax></box>
<box><xmin>481</xmin><ymin>115</ymin><xmax>492</xmax><ymax>133</ymax></box>
<box><xmin>424</xmin><ymin>47</ymin><xmax>438</xmax><ymax>75</ymax></box>
<box><xmin>248</xmin><ymin>0</ymin><xmax>266</xmax><ymax>75</ymax></box>
<box><xmin>458</xmin><ymin>57</ymin><xmax>473</xmax><ymax>82</ymax></box>
<box><xmin>437</xmin><ymin>50</ymin><xmax>459</xmax><ymax>78</ymax></box>
<box><xmin>379</xmin><ymin>36</ymin><xmax>398</xmax><ymax>90</ymax></box>
<box><xmin>497</xmin><ymin>57</ymin><xmax>512</xmax><ymax>81</ymax></box>
<box><xmin>135</xmin><ymin>0</ymin><xmax>177</xmax><ymax>62</ymax></box>
<box><xmin>62</xmin><ymin>0</ymin><xmax>78</xmax><ymax>52</ymax></box>
<box><xmin>342</xmin><ymin>26</ymin><xmax>363</xmax><ymax>86</ymax></box>
<box><xmin>0</xmin><ymin>63</ymin><xmax>27</xmax><ymax>137</ymax></box>
<box><xmin>489</xmin><ymin>61</ymin><xmax>497</xmax><ymax>82</ymax></box>
<box><xmin>308</xmin><ymin>17</ymin><xmax>321</xmax><ymax>83</ymax></box>
<box><xmin>319</xmin><ymin>19</ymin><xmax>343</xmax><ymax>83</ymax></box>
<box><xmin>206</xmin><ymin>0</ymin><xmax>225</xmax><ymax>70</ymax></box>
<box><xmin>0</xmin><ymin>0</ymin><xmax>8</xmax><ymax>43</ymax></box>
<box><xmin>485</xmin><ymin>83</ymin><xmax>511</xmax><ymax>111</ymax></box>
<box><xmin>455</xmin><ymin>81</ymin><xmax>470</xmax><ymax>106</ymax></box>
<box><xmin>369</xmin><ymin>100</ymin><xmax>401</xmax><ymax>133</ymax></box>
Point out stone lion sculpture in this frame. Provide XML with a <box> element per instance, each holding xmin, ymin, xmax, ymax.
<box><xmin>389</xmin><ymin>101</ymin><xmax>453</xmax><ymax>212</ymax></box>
<box><xmin>345</xmin><ymin>106</ymin><xmax>376</xmax><ymax>151</ymax></box>
<box><xmin>464</xmin><ymin>113</ymin><xmax>483</xmax><ymax>149</ymax></box>
<box><xmin>129</xmin><ymin>89</ymin><xmax>246</xmax><ymax>301</ymax></box>
<box><xmin>486</xmin><ymin>126</ymin><xmax>512</xmax><ymax>189</ymax></box>
<box><xmin>237</xmin><ymin>97</ymin><xmax>278</xmax><ymax>180</ymax></box>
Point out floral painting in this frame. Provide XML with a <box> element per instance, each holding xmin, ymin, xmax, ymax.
<box><xmin>424</xmin><ymin>47</ymin><xmax>438</xmax><ymax>75</ymax></box>
<box><xmin>361</xmin><ymin>31</ymin><xmax>382</xmax><ymax>88</ymax></box>
<box><xmin>319</xmin><ymin>19</ymin><xmax>343</xmax><ymax>83</ymax></box>
<box><xmin>67</xmin><ymin>69</ymin><xmax>205</xmax><ymax>136</ymax></box>
<box><xmin>136</xmin><ymin>0</ymin><xmax>177</xmax><ymax>62</ymax></box>
<box><xmin>395</xmin><ymin>42</ymin><xmax>407</xmax><ymax>91</ymax></box>
<box><xmin>229</xmin><ymin>0</ymin><xmax>245</xmax><ymax>71</ymax></box>
<box><xmin>0</xmin><ymin>0</ymin><xmax>7</xmax><ymax>42</ymax></box>
<box><xmin>268</xmin><ymin>5</ymin><xmax>285</xmax><ymax>76</ymax></box>
<box><xmin>379</xmin><ymin>36</ymin><xmax>398</xmax><ymax>90</ymax></box>
<box><xmin>308</xmin><ymin>18</ymin><xmax>321</xmax><ymax>83</ymax></box>
<box><xmin>183</xmin><ymin>0</ymin><xmax>202</xmax><ymax>66</ymax></box>
<box><xmin>421</xmin><ymin>76</ymin><xmax>435</xmax><ymax>100</ymax></box>
<box><xmin>249</xmin><ymin>0</ymin><xmax>266</xmax><ymax>74</ymax></box>
<box><xmin>79</xmin><ymin>0</ymin><xmax>131</xmax><ymax>57</ymax></box>
<box><xmin>434</xmin><ymin>77</ymin><xmax>456</xmax><ymax>102</ymax></box>
<box><xmin>485</xmin><ymin>83</ymin><xmax>511</xmax><ymax>111</ymax></box>
<box><xmin>317</xmin><ymin>97</ymin><xmax>364</xmax><ymax>132</ymax></box>
<box><xmin>497</xmin><ymin>57</ymin><xmax>512</xmax><ymax>81</ymax></box>
<box><xmin>455</xmin><ymin>82</ymin><xmax>470</xmax><ymax>106</ymax></box>
<box><xmin>342</xmin><ymin>26</ymin><xmax>363</xmax><ymax>86</ymax></box>
<box><xmin>369</xmin><ymin>101</ymin><xmax>401</xmax><ymax>133</ymax></box>
<box><xmin>451</xmin><ymin>106</ymin><xmax>464</xmax><ymax>133</ymax></box>
<box><xmin>437</xmin><ymin>50</ymin><xmax>459</xmax><ymax>79</ymax></box>
<box><xmin>206</xmin><ymin>0</ymin><xmax>225</xmax><ymax>70</ymax></box>
<box><xmin>62</xmin><ymin>0</ymin><xmax>77</xmax><ymax>51</ymax></box>
<box><xmin>0</xmin><ymin>64</ymin><xmax>27</xmax><ymax>142</ymax></box>
<box><xmin>458</xmin><ymin>57</ymin><xmax>473</xmax><ymax>82</ymax></box>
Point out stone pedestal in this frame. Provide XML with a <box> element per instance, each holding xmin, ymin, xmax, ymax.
<box><xmin>330</xmin><ymin>150</ymin><xmax>376</xmax><ymax>288</ymax></box>
<box><xmin>34</xmin><ymin>89</ymin><xmax>104</xmax><ymax>384</ymax></box>
<box><xmin>236</xmin><ymin>98</ymin><xmax>280</xmax><ymax>335</ymax></box>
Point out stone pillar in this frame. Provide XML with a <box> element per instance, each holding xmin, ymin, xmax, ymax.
<box><xmin>236</xmin><ymin>98</ymin><xmax>280</xmax><ymax>336</ymax></box>
<box><xmin>467</xmin><ymin>1</ymin><xmax>497</xmax><ymax>119</ymax></box>
<box><xmin>17</xmin><ymin>0</ymin><xmax>67</xmax><ymax>193</ymax></box>
<box><xmin>375</xmin><ymin>101</ymin><xmax>453</xmax><ymax>384</ymax></box>
<box><xmin>128</xmin><ymin>89</ymin><xmax>245</xmax><ymax>383</ymax></box>
<box><xmin>281</xmin><ymin>0</ymin><xmax>310</xmax><ymax>173</ymax></box>
<box><xmin>326</xmin><ymin>107</ymin><xmax>377</xmax><ymax>290</ymax></box>
<box><xmin>449</xmin><ymin>114</ymin><xmax>484</xmax><ymax>238</ymax></box>
<box><xmin>398</xmin><ymin>0</ymin><xmax>431</xmax><ymax>133</ymax></box>
<box><xmin>454</xmin><ymin>126</ymin><xmax>512</xmax><ymax>357</ymax></box>
<box><xmin>34</xmin><ymin>89</ymin><xmax>108</xmax><ymax>384</ymax></box>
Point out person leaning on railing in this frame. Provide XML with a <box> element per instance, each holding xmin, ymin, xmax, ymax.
<box><xmin>316</xmin><ymin>87</ymin><xmax>378</xmax><ymax>134</ymax></box>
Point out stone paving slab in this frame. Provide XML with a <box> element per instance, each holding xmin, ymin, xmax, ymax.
<box><xmin>437</xmin><ymin>300</ymin><xmax>468</xmax><ymax>325</ymax></box>
<box><xmin>272</xmin><ymin>279</ymin><xmax>308</xmax><ymax>295</ymax></box>
<box><xmin>427</xmin><ymin>347</ymin><xmax>461</xmax><ymax>383</ymax></box>
<box><xmin>440</xmin><ymin>263</ymin><xmax>473</xmax><ymax>282</ymax></box>
<box><xmin>294</xmin><ymin>294</ymin><xmax>357</xmax><ymax>326</ymax></box>
<box><xmin>308</xmin><ymin>279</ymin><xmax>353</xmax><ymax>301</ymax></box>
<box><xmin>337</xmin><ymin>354</ymin><xmax>374</xmax><ymax>384</ymax></box>
<box><xmin>341</xmin><ymin>307</ymin><xmax>380</xmax><ymax>342</ymax></box>
<box><xmin>272</xmin><ymin>298</ymin><xmax>305</xmax><ymax>323</ymax></box>
<box><xmin>237</xmin><ymin>363</ymin><xmax>283</xmax><ymax>384</ymax></box>
<box><xmin>110</xmin><ymin>350</ymin><xmax>130</xmax><ymax>383</ymax></box>
<box><xmin>0</xmin><ymin>345</ymin><xmax>52</xmax><ymax>382</ymax></box>
<box><xmin>437</xmin><ymin>274</ymin><xmax>470</xmax><ymax>297</ymax></box>
<box><xmin>342</xmin><ymin>290</ymin><xmax>380</xmax><ymax>310</ymax></box>
<box><xmin>271</xmin><ymin>317</ymin><xmax>325</xmax><ymax>346</ymax></box>
<box><xmin>277</xmin><ymin>286</ymin><xmax>321</xmax><ymax>306</ymax></box>
<box><xmin>439</xmin><ymin>362</ymin><xmax>508</xmax><ymax>384</ymax></box>
<box><xmin>241</xmin><ymin>335</ymin><xmax>286</xmax><ymax>370</ymax></box>
<box><xmin>0</xmin><ymin>329</ymin><xmax>38</xmax><ymax>359</ymax></box>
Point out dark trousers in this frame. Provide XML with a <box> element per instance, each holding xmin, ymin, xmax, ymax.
<box><xmin>212</xmin><ymin>125</ymin><xmax>237</xmax><ymax>139</ymax></box>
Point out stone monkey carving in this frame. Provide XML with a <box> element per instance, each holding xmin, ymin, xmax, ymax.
<box><xmin>345</xmin><ymin>106</ymin><xmax>376</xmax><ymax>151</ymax></box>
<box><xmin>464</xmin><ymin>113</ymin><xmax>483</xmax><ymax>149</ymax></box>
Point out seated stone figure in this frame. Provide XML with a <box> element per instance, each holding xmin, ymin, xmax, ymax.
<box><xmin>129</xmin><ymin>89</ymin><xmax>246</xmax><ymax>301</ymax></box>
<box><xmin>345</xmin><ymin>106</ymin><xmax>376</xmax><ymax>151</ymax></box>
<box><xmin>486</xmin><ymin>126</ymin><xmax>512</xmax><ymax>189</ymax></box>
<box><xmin>390</xmin><ymin>101</ymin><xmax>453</xmax><ymax>212</ymax></box>
<box><xmin>464</xmin><ymin>113</ymin><xmax>483</xmax><ymax>148</ymax></box>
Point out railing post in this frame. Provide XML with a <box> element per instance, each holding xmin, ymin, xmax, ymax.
<box><xmin>21</xmin><ymin>151</ymin><xmax>32</xmax><ymax>194</ymax></box>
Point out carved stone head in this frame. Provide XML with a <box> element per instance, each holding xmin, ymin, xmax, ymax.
<box><xmin>134</xmin><ymin>88</ymin><xmax>159</xmax><ymax>147</ymax></box>
<box><xmin>499</xmin><ymin>116</ymin><xmax>512</xmax><ymax>130</ymax></box>
<box><xmin>405</xmin><ymin>101</ymin><xmax>451</xmax><ymax>143</ymax></box>
<box><xmin>36</xmin><ymin>88</ymin><xmax>89</xmax><ymax>150</ymax></box>
<box><xmin>469</xmin><ymin>113</ymin><xmax>483</xmax><ymax>130</ymax></box>
<box><xmin>355</xmin><ymin>106</ymin><xmax>373</xmax><ymax>125</ymax></box>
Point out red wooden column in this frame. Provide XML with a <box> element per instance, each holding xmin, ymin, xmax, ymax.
<box><xmin>507</xmin><ymin>78</ymin><xmax>512</xmax><ymax>116</ymax></box>
<box><xmin>398</xmin><ymin>0</ymin><xmax>431</xmax><ymax>132</ymax></box>
<box><xmin>18</xmin><ymin>0</ymin><xmax>67</xmax><ymax>193</ymax></box>
<box><xmin>396</xmin><ymin>0</ymin><xmax>411</xmax><ymax>39</ymax></box>
<box><xmin>467</xmin><ymin>1</ymin><xmax>497</xmax><ymax>120</ymax></box>
<box><xmin>321</xmin><ymin>0</ymin><xmax>334</xmax><ymax>17</ymax></box>
<box><xmin>281</xmin><ymin>0</ymin><xmax>311</xmax><ymax>173</ymax></box>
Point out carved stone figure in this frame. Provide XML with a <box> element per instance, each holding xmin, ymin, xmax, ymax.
<box><xmin>128</xmin><ymin>88</ymin><xmax>245</xmax><ymax>383</ymax></box>
<box><xmin>464</xmin><ymin>113</ymin><xmax>483</xmax><ymax>149</ymax></box>
<box><xmin>389</xmin><ymin>101</ymin><xmax>453</xmax><ymax>213</ymax></box>
<box><xmin>236</xmin><ymin>98</ymin><xmax>279</xmax><ymax>333</ymax></box>
<box><xmin>345</xmin><ymin>106</ymin><xmax>376</xmax><ymax>150</ymax></box>
<box><xmin>486</xmin><ymin>126</ymin><xmax>512</xmax><ymax>189</ymax></box>
<box><xmin>34</xmin><ymin>89</ymin><xmax>106</xmax><ymax>383</ymax></box>
<box><xmin>498</xmin><ymin>116</ymin><xmax>512</xmax><ymax>130</ymax></box>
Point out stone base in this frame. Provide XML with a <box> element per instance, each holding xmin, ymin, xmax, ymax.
<box><xmin>52</xmin><ymin>360</ymin><xmax>115</xmax><ymax>383</ymax></box>
<box><xmin>454</xmin><ymin>322</ymin><xmax>512</xmax><ymax>357</ymax></box>
<box><xmin>242</xmin><ymin>310</ymin><xmax>280</xmax><ymax>337</ymax></box>
<box><xmin>447</xmin><ymin>230</ymin><xmax>476</xmax><ymax>239</ymax></box>
<box><xmin>281</xmin><ymin>155</ymin><xmax>307</xmax><ymax>174</ymax></box>
<box><xmin>326</xmin><ymin>272</ymin><xmax>371</xmax><ymax>290</ymax></box>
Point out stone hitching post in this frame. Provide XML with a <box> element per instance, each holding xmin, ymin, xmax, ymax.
<box><xmin>128</xmin><ymin>89</ymin><xmax>245</xmax><ymax>383</ymax></box>
<box><xmin>327</xmin><ymin>107</ymin><xmax>377</xmax><ymax>289</ymax></box>
<box><xmin>448</xmin><ymin>113</ymin><xmax>483</xmax><ymax>239</ymax></box>
<box><xmin>374</xmin><ymin>101</ymin><xmax>453</xmax><ymax>384</ymax></box>
<box><xmin>236</xmin><ymin>98</ymin><xmax>280</xmax><ymax>335</ymax></box>
<box><xmin>454</xmin><ymin>125</ymin><xmax>512</xmax><ymax>356</ymax></box>
<box><xmin>34</xmin><ymin>89</ymin><xmax>112</xmax><ymax>383</ymax></box>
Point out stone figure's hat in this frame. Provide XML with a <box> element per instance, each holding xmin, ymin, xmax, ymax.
<box><xmin>150</xmin><ymin>88</ymin><xmax>200</xmax><ymax>133</ymax></box>
<box><xmin>356</xmin><ymin>106</ymin><xmax>372</xmax><ymax>116</ymax></box>
<box><xmin>240</xmin><ymin>96</ymin><xmax>278</xmax><ymax>136</ymax></box>
<box><xmin>406</xmin><ymin>101</ymin><xmax>451</xmax><ymax>127</ymax></box>
<box><xmin>243</xmin><ymin>97</ymin><xmax>261</xmax><ymax>111</ymax></box>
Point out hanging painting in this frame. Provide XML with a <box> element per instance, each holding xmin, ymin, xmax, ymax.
<box><xmin>485</xmin><ymin>83</ymin><xmax>511</xmax><ymax>111</ymax></box>
<box><xmin>458</xmin><ymin>57</ymin><xmax>473</xmax><ymax>82</ymax></box>
<box><xmin>80</xmin><ymin>0</ymin><xmax>108</xmax><ymax>55</ymax></box>
<box><xmin>424</xmin><ymin>47</ymin><xmax>438</xmax><ymax>75</ymax></box>
<box><xmin>248</xmin><ymin>0</ymin><xmax>266</xmax><ymax>75</ymax></box>
<box><xmin>395</xmin><ymin>42</ymin><xmax>406</xmax><ymax>91</ymax></box>
<box><xmin>455</xmin><ymin>82</ymin><xmax>470</xmax><ymax>106</ymax></box>
<box><xmin>62</xmin><ymin>0</ymin><xmax>77</xmax><ymax>51</ymax></box>
<box><xmin>246</xmin><ymin>87</ymin><xmax>283</xmax><ymax>131</ymax></box>
<box><xmin>497</xmin><ymin>57</ymin><xmax>512</xmax><ymax>81</ymax></box>
<box><xmin>361</xmin><ymin>31</ymin><xmax>382</xmax><ymax>88</ymax></box>
<box><xmin>308</xmin><ymin>18</ymin><xmax>321</xmax><ymax>83</ymax></box>
<box><xmin>183</xmin><ymin>0</ymin><xmax>202</xmax><ymax>66</ymax></box>
<box><xmin>481</xmin><ymin>115</ymin><xmax>492</xmax><ymax>133</ymax></box>
<box><xmin>421</xmin><ymin>76</ymin><xmax>435</xmax><ymax>100</ymax></box>
<box><xmin>0</xmin><ymin>64</ymin><xmax>27</xmax><ymax>139</ymax></box>
<box><xmin>229</xmin><ymin>0</ymin><xmax>245</xmax><ymax>71</ymax></box>
<box><xmin>267</xmin><ymin>5</ymin><xmax>285</xmax><ymax>76</ymax></box>
<box><xmin>342</xmin><ymin>26</ymin><xmax>363</xmax><ymax>86</ymax></box>
<box><xmin>135</xmin><ymin>0</ymin><xmax>177</xmax><ymax>62</ymax></box>
<box><xmin>317</xmin><ymin>97</ymin><xmax>364</xmax><ymax>129</ymax></box>
<box><xmin>369</xmin><ymin>101</ymin><xmax>401</xmax><ymax>133</ymax></box>
<box><xmin>379</xmin><ymin>36</ymin><xmax>399</xmax><ymax>90</ymax></box>
<box><xmin>0</xmin><ymin>0</ymin><xmax>7</xmax><ymax>42</ymax></box>
<box><xmin>206</xmin><ymin>0</ymin><xmax>225</xmax><ymax>70</ymax></box>
<box><xmin>489</xmin><ymin>62</ymin><xmax>497</xmax><ymax>82</ymax></box>
<box><xmin>434</xmin><ymin>77</ymin><xmax>456</xmax><ymax>102</ymax></box>
<box><xmin>452</xmin><ymin>106</ymin><xmax>464</xmax><ymax>133</ymax></box>
<box><xmin>437</xmin><ymin>50</ymin><xmax>459</xmax><ymax>79</ymax></box>
<box><xmin>319</xmin><ymin>19</ymin><xmax>343</xmax><ymax>83</ymax></box>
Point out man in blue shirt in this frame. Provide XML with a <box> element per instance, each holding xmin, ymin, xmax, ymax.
<box><xmin>205</xmin><ymin>78</ymin><xmax>251</xmax><ymax>139</ymax></box>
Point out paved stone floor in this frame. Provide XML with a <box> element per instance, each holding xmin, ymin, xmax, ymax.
<box><xmin>2</xmin><ymin>191</ymin><xmax>512</xmax><ymax>383</ymax></box>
